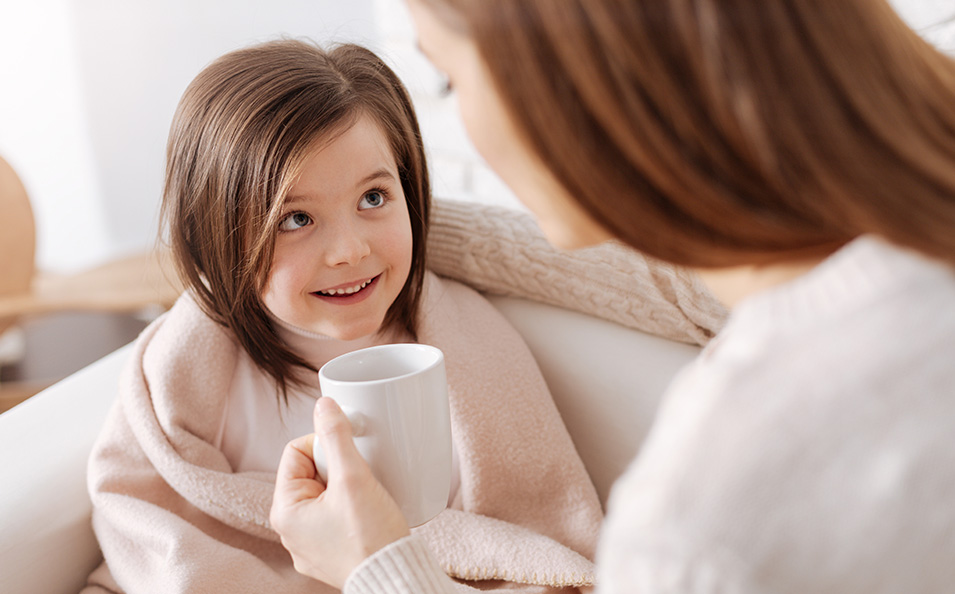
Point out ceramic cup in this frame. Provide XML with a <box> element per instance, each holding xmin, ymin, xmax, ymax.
<box><xmin>315</xmin><ymin>343</ymin><xmax>452</xmax><ymax>527</ymax></box>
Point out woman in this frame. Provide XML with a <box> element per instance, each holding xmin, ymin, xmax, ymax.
<box><xmin>270</xmin><ymin>0</ymin><xmax>955</xmax><ymax>592</ymax></box>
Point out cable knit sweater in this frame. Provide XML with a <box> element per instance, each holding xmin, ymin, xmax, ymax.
<box><xmin>351</xmin><ymin>209</ymin><xmax>955</xmax><ymax>594</ymax></box>
<box><xmin>426</xmin><ymin>199</ymin><xmax>727</xmax><ymax>346</ymax></box>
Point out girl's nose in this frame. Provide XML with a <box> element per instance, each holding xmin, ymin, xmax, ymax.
<box><xmin>322</xmin><ymin>223</ymin><xmax>371</xmax><ymax>267</ymax></box>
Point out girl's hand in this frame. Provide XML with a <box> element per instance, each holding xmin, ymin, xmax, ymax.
<box><xmin>270</xmin><ymin>397</ymin><xmax>411</xmax><ymax>589</ymax></box>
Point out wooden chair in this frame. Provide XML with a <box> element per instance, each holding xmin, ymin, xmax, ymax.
<box><xmin>0</xmin><ymin>155</ymin><xmax>35</xmax><ymax>338</ymax></box>
<box><xmin>0</xmin><ymin>155</ymin><xmax>183</xmax><ymax>411</ymax></box>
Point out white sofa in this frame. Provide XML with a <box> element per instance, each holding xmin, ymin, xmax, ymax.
<box><xmin>0</xmin><ymin>295</ymin><xmax>700</xmax><ymax>594</ymax></box>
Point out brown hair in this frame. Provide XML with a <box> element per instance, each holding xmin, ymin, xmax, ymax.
<box><xmin>161</xmin><ymin>39</ymin><xmax>430</xmax><ymax>396</ymax></box>
<box><xmin>425</xmin><ymin>0</ymin><xmax>955</xmax><ymax>267</ymax></box>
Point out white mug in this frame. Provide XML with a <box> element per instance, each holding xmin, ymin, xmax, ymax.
<box><xmin>315</xmin><ymin>343</ymin><xmax>452</xmax><ymax>527</ymax></box>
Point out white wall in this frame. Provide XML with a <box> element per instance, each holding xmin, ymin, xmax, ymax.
<box><xmin>372</xmin><ymin>0</ymin><xmax>523</xmax><ymax>213</ymax></box>
<box><xmin>0</xmin><ymin>0</ymin><xmax>111</xmax><ymax>272</ymax></box>
<box><xmin>891</xmin><ymin>0</ymin><xmax>955</xmax><ymax>51</ymax></box>
<box><xmin>1</xmin><ymin>0</ymin><xmax>952</xmax><ymax>273</ymax></box>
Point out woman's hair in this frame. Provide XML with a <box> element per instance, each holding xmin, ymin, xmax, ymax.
<box><xmin>161</xmin><ymin>39</ymin><xmax>430</xmax><ymax>396</ymax></box>
<box><xmin>425</xmin><ymin>0</ymin><xmax>955</xmax><ymax>267</ymax></box>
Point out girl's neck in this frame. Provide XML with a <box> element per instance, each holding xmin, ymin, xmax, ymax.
<box><xmin>268</xmin><ymin>314</ymin><xmax>409</xmax><ymax>372</ymax></box>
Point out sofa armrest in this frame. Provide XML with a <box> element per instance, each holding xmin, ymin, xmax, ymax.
<box><xmin>0</xmin><ymin>345</ymin><xmax>130</xmax><ymax>594</ymax></box>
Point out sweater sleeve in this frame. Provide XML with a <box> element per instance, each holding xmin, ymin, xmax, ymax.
<box><xmin>344</xmin><ymin>536</ymin><xmax>461</xmax><ymax>594</ymax></box>
<box><xmin>427</xmin><ymin>199</ymin><xmax>727</xmax><ymax>346</ymax></box>
<box><xmin>344</xmin><ymin>535</ymin><xmax>750</xmax><ymax>594</ymax></box>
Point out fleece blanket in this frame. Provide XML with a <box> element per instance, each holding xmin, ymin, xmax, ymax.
<box><xmin>83</xmin><ymin>273</ymin><xmax>603</xmax><ymax>594</ymax></box>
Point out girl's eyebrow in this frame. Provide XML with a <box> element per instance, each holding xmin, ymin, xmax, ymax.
<box><xmin>285</xmin><ymin>168</ymin><xmax>396</xmax><ymax>205</ymax></box>
<box><xmin>282</xmin><ymin>195</ymin><xmax>309</xmax><ymax>207</ymax></box>
<box><xmin>356</xmin><ymin>168</ymin><xmax>396</xmax><ymax>189</ymax></box>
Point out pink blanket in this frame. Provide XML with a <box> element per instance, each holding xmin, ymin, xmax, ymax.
<box><xmin>83</xmin><ymin>273</ymin><xmax>602</xmax><ymax>593</ymax></box>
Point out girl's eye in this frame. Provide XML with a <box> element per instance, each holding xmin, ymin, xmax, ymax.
<box><xmin>278</xmin><ymin>212</ymin><xmax>312</xmax><ymax>231</ymax></box>
<box><xmin>359</xmin><ymin>191</ymin><xmax>387</xmax><ymax>210</ymax></box>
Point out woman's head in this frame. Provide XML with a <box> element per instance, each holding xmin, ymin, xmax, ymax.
<box><xmin>162</xmin><ymin>39</ymin><xmax>430</xmax><ymax>393</ymax></box>
<box><xmin>409</xmin><ymin>0</ymin><xmax>955</xmax><ymax>267</ymax></box>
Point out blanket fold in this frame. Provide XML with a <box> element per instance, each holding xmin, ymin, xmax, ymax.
<box><xmin>84</xmin><ymin>273</ymin><xmax>602</xmax><ymax>594</ymax></box>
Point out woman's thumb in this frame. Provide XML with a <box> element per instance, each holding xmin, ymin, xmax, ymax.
<box><xmin>313</xmin><ymin>397</ymin><xmax>370</xmax><ymax>484</ymax></box>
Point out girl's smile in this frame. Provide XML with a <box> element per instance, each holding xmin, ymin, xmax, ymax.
<box><xmin>312</xmin><ymin>274</ymin><xmax>380</xmax><ymax>302</ymax></box>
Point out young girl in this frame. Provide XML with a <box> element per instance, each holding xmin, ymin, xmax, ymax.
<box><xmin>83</xmin><ymin>39</ymin><xmax>602</xmax><ymax>594</ymax></box>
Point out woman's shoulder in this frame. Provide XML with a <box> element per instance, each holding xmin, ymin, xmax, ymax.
<box><xmin>611</xmin><ymin>317</ymin><xmax>955</xmax><ymax>592</ymax></box>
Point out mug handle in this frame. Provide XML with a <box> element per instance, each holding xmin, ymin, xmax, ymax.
<box><xmin>312</xmin><ymin>402</ymin><xmax>366</xmax><ymax>483</ymax></box>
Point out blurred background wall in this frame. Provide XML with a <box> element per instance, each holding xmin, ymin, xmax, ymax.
<box><xmin>0</xmin><ymin>0</ymin><xmax>952</xmax><ymax>274</ymax></box>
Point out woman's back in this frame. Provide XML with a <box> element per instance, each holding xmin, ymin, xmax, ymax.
<box><xmin>601</xmin><ymin>236</ymin><xmax>955</xmax><ymax>593</ymax></box>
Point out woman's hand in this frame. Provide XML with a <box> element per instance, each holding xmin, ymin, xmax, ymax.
<box><xmin>270</xmin><ymin>397</ymin><xmax>411</xmax><ymax>589</ymax></box>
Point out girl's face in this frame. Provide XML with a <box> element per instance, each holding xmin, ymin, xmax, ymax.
<box><xmin>405</xmin><ymin>0</ymin><xmax>613</xmax><ymax>249</ymax></box>
<box><xmin>261</xmin><ymin>114</ymin><xmax>414</xmax><ymax>341</ymax></box>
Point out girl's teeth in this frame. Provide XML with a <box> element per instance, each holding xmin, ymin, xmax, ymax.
<box><xmin>319</xmin><ymin>279</ymin><xmax>371</xmax><ymax>296</ymax></box>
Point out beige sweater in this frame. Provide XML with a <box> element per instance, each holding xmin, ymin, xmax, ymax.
<box><xmin>350</xmin><ymin>207</ymin><xmax>955</xmax><ymax>593</ymax></box>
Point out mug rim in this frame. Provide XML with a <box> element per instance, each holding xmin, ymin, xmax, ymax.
<box><xmin>318</xmin><ymin>343</ymin><xmax>444</xmax><ymax>386</ymax></box>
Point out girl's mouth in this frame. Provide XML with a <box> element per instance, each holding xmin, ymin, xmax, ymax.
<box><xmin>312</xmin><ymin>275</ymin><xmax>379</xmax><ymax>300</ymax></box>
